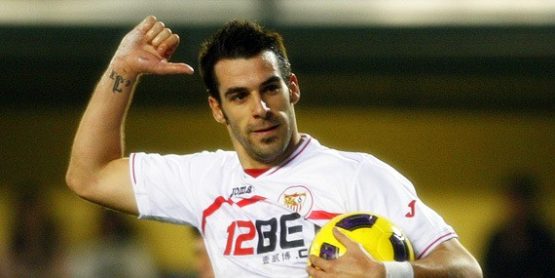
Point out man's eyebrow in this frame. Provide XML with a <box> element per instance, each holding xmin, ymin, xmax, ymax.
<box><xmin>260</xmin><ymin>76</ymin><xmax>282</xmax><ymax>87</ymax></box>
<box><xmin>223</xmin><ymin>87</ymin><xmax>248</xmax><ymax>98</ymax></box>
<box><xmin>223</xmin><ymin>76</ymin><xmax>283</xmax><ymax>98</ymax></box>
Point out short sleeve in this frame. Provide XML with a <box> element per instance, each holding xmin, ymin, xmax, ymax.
<box><xmin>130</xmin><ymin>152</ymin><xmax>200</xmax><ymax>226</ymax></box>
<box><xmin>350</xmin><ymin>155</ymin><xmax>457</xmax><ymax>258</ymax></box>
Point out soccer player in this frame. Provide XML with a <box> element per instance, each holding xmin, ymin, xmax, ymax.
<box><xmin>66</xmin><ymin>16</ymin><xmax>482</xmax><ymax>277</ymax></box>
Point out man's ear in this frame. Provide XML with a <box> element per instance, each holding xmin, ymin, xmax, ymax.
<box><xmin>288</xmin><ymin>73</ymin><xmax>300</xmax><ymax>104</ymax></box>
<box><xmin>208</xmin><ymin>96</ymin><xmax>227</xmax><ymax>124</ymax></box>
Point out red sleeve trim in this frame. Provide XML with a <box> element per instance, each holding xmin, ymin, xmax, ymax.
<box><xmin>130</xmin><ymin>153</ymin><xmax>137</xmax><ymax>185</ymax></box>
<box><xmin>417</xmin><ymin>232</ymin><xmax>458</xmax><ymax>259</ymax></box>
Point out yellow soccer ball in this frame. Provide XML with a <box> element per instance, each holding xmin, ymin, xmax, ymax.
<box><xmin>309</xmin><ymin>212</ymin><xmax>415</xmax><ymax>261</ymax></box>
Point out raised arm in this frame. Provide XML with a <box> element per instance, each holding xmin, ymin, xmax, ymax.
<box><xmin>66</xmin><ymin>16</ymin><xmax>194</xmax><ymax>214</ymax></box>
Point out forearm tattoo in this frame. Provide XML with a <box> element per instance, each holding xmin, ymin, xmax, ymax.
<box><xmin>109</xmin><ymin>70</ymin><xmax>131</xmax><ymax>93</ymax></box>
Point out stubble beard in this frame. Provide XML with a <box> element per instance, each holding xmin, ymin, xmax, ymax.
<box><xmin>249</xmin><ymin>132</ymin><xmax>290</xmax><ymax>164</ymax></box>
<box><xmin>231</xmin><ymin>118</ymin><xmax>292</xmax><ymax>165</ymax></box>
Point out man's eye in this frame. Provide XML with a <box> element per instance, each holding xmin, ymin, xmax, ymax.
<box><xmin>264</xmin><ymin>84</ymin><xmax>281</xmax><ymax>93</ymax></box>
<box><xmin>230</xmin><ymin>93</ymin><xmax>247</xmax><ymax>101</ymax></box>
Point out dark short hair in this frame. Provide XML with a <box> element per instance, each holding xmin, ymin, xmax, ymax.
<box><xmin>198</xmin><ymin>20</ymin><xmax>291</xmax><ymax>102</ymax></box>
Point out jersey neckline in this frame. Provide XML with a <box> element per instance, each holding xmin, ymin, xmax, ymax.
<box><xmin>243</xmin><ymin>168</ymin><xmax>271</xmax><ymax>178</ymax></box>
<box><xmin>242</xmin><ymin>134</ymin><xmax>312</xmax><ymax>179</ymax></box>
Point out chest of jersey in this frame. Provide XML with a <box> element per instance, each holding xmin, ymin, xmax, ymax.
<box><xmin>198</xmin><ymin>168</ymin><xmax>350</xmax><ymax>275</ymax></box>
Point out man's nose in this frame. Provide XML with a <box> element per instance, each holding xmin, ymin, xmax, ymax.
<box><xmin>252</xmin><ymin>93</ymin><xmax>270</xmax><ymax>118</ymax></box>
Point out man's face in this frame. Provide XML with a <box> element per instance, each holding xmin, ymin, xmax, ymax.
<box><xmin>209</xmin><ymin>51</ymin><xmax>300</xmax><ymax>167</ymax></box>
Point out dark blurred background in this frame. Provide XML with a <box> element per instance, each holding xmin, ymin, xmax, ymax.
<box><xmin>1</xmin><ymin>1</ymin><xmax>554</xmax><ymax>277</ymax></box>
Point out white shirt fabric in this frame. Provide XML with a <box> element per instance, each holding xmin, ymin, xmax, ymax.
<box><xmin>131</xmin><ymin>134</ymin><xmax>456</xmax><ymax>277</ymax></box>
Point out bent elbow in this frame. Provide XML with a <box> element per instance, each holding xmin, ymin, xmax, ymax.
<box><xmin>451</xmin><ymin>254</ymin><xmax>483</xmax><ymax>278</ymax></box>
<box><xmin>65</xmin><ymin>165</ymin><xmax>95</xmax><ymax>199</ymax></box>
<box><xmin>65</xmin><ymin>167</ymin><xmax>77</xmax><ymax>191</ymax></box>
<box><xmin>467</xmin><ymin>259</ymin><xmax>483</xmax><ymax>278</ymax></box>
<box><xmin>65</xmin><ymin>167</ymin><xmax>82</xmax><ymax>195</ymax></box>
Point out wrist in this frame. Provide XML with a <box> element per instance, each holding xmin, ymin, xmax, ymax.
<box><xmin>109</xmin><ymin>56</ymin><xmax>140</xmax><ymax>81</ymax></box>
<box><xmin>383</xmin><ymin>261</ymin><xmax>414</xmax><ymax>278</ymax></box>
<box><xmin>104</xmin><ymin>65</ymin><xmax>138</xmax><ymax>94</ymax></box>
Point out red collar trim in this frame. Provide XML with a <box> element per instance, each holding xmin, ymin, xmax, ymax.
<box><xmin>242</xmin><ymin>135</ymin><xmax>312</xmax><ymax>178</ymax></box>
<box><xmin>244</xmin><ymin>168</ymin><xmax>271</xmax><ymax>178</ymax></box>
<box><xmin>266</xmin><ymin>135</ymin><xmax>311</xmax><ymax>176</ymax></box>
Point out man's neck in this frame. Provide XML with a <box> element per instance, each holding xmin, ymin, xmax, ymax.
<box><xmin>239</xmin><ymin>133</ymin><xmax>302</xmax><ymax>170</ymax></box>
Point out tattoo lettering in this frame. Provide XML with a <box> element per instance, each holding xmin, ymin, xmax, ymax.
<box><xmin>109</xmin><ymin>70</ymin><xmax>131</xmax><ymax>93</ymax></box>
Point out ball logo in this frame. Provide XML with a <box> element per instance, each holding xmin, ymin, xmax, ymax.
<box><xmin>278</xmin><ymin>185</ymin><xmax>313</xmax><ymax>217</ymax></box>
<box><xmin>309</xmin><ymin>212</ymin><xmax>415</xmax><ymax>262</ymax></box>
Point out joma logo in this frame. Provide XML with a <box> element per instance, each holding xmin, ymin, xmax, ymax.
<box><xmin>230</xmin><ymin>185</ymin><xmax>254</xmax><ymax>197</ymax></box>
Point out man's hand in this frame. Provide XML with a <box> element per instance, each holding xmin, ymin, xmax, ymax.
<box><xmin>66</xmin><ymin>16</ymin><xmax>195</xmax><ymax>214</ymax></box>
<box><xmin>307</xmin><ymin>228</ymin><xmax>386</xmax><ymax>278</ymax></box>
<box><xmin>110</xmin><ymin>15</ymin><xmax>194</xmax><ymax>78</ymax></box>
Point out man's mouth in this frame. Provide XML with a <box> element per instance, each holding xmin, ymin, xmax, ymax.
<box><xmin>252</xmin><ymin>124</ymin><xmax>279</xmax><ymax>134</ymax></box>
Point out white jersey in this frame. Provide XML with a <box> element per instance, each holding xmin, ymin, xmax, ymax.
<box><xmin>130</xmin><ymin>134</ymin><xmax>456</xmax><ymax>277</ymax></box>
